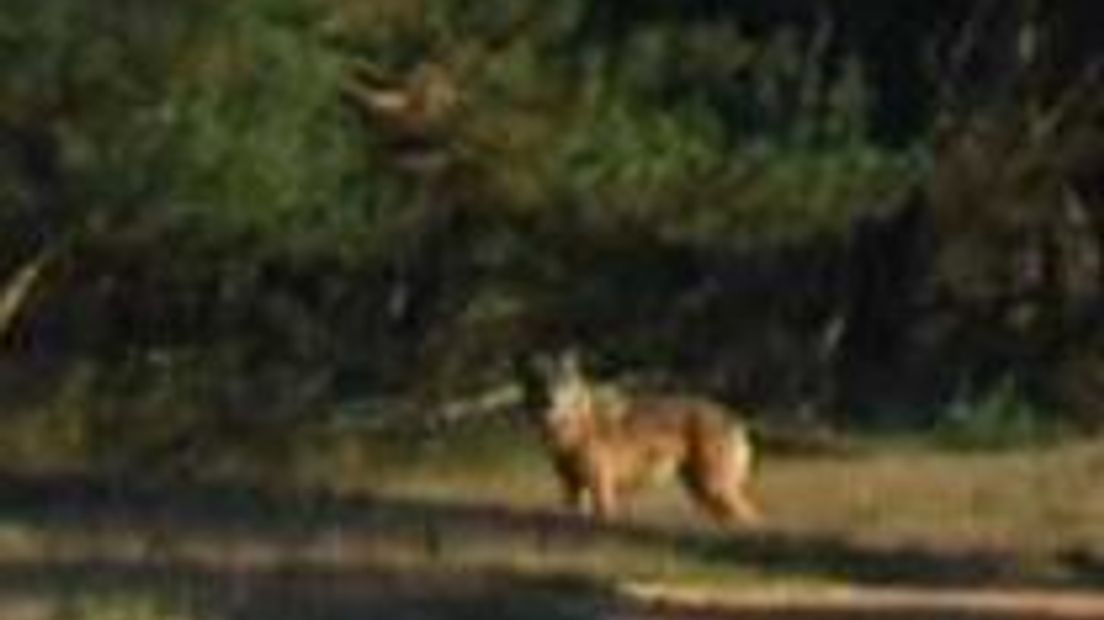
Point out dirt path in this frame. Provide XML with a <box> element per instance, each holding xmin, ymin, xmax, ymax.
<box><xmin>4</xmin><ymin>565</ymin><xmax>1104</xmax><ymax>620</ymax></box>
<box><xmin>614</xmin><ymin>582</ymin><xmax>1104</xmax><ymax>619</ymax></box>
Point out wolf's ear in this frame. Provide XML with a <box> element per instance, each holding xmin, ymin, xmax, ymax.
<box><xmin>560</xmin><ymin>349</ymin><xmax>595</xmax><ymax>413</ymax></box>
<box><xmin>559</xmin><ymin>349</ymin><xmax>584</xmax><ymax>381</ymax></box>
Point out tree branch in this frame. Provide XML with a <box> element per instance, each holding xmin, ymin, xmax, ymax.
<box><xmin>0</xmin><ymin>245</ymin><xmax>59</xmax><ymax>342</ymax></box>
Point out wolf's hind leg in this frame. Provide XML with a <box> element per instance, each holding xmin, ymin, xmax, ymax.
<box><xmin>682</xmin><ymin>459</ymin><xmax>761</xmax><ymax>527</ymax></box>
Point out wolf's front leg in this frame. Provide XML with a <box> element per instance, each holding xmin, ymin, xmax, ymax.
<box><xmin>562</xmin><ymin>480</ymin><xmax>591</xmax><ymax>515</ymax></box>
<box><xmin>552</xmin><ymin>452</ymin><xmax>592</xmax><ymax>515</ymax></box>
<box><xmin>589</xmin><ymin>466</ymin><xmax>620</xmax><ymax>521</ymax></box>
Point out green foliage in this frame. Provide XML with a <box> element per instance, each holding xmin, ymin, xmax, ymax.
<box><xmin>59</xmin><ymin>594</ymin><xmax>199</xmax><ymax>620</ymax></box>
<box><xmin>935</xmin><ymin>377</ymin><xmax>1055</xmax><ymax>449</ymax></box>
<box><xmin>530</xmin><ymin>20</ymin><xmax>916</xmax><ymax>246</ymax></box>
<box><xmin>0</xmin><ymin>0</ymin><xmax>1101</xmax><ymax>464</ymax></box>
<box><xmin>161</xmin><ymin>2</ymin><xmax>381</xmax><ymax>257</ymax></box>
<box><xmin>1</xmin><ymin>0</ymin><xmax>395</xmax><ymax>259</ymax></box>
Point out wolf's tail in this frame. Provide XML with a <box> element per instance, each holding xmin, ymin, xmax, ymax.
<box><xmin>728</xmin><ymin>423</ymin><xmax>754</xmax><ymax>480</ymax></box>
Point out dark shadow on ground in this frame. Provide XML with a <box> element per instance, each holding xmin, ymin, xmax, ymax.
<box><xmin>0</xmin><ymin>559</ymin><xmax>1098</xmax><ymax>620</ymax></box>
<box><xmin>0</xmin><ymin>558</ymin><xmax>613</xmax><ymax>620</ymax></box>
<box><xmin>0</xmin><ymin>471</ymin><xmax>1101</xmax><ymax>593</ymax></box>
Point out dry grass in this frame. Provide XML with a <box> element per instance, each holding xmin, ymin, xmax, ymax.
<box><xmin>326</xmin><ymin>428</ymin><xmax>1104</xmax><ymax>555</ymax></box>
<box><xmin>759</xmin><ymin>440</ymin><xmax>1104</xmax><ymax>551</ymax></box>
<box><xmin>2</xmin><ymin>427</ymin><xmax>1104</xmax><ymax>619</ymax></box>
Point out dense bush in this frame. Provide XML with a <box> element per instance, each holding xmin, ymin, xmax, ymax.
<box><xmin>0</xmin><ymin>0</ymin><xmax>1101</xmax><ymax>470</ymax></box>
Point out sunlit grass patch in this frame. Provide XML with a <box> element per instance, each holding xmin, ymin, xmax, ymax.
<box><xmin>54</xmin><ymin>593</ymin><xmax>201</xmax><ymax>620</ymax></box>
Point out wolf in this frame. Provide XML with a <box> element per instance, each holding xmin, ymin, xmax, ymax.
<box><xmin>533</xmin><ymin>354</ymin><xmax>761</xmax><ymax>527</ymax></box>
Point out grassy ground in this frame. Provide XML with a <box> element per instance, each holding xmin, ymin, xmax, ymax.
<box><xmin>322</xmin><ymin>424</ymin><xmax>1104</xmax><ymax>553</ymax></box>
<box><xmin>1</xmin><ymin>421</ymin><xmax>1104</xmax><ymax>619</ymax></box>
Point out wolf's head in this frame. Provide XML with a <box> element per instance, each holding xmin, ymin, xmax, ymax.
<box><xmin>542</xmin><ymin>351</ymin><xmax>595</xmax><ymax>445</ymax></box>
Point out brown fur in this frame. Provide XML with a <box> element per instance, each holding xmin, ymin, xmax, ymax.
<box><xmin>539</xmin><ymin>357</ymin><xmax>761</xmax><ymax>527</ymax></box>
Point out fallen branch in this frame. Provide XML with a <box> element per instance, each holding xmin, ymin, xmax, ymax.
<box><xmin>0</xmin><ymin>245</ymin><xmax>59</xmax><ymax>342</ymax></box>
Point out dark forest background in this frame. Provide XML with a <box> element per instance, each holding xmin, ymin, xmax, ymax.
<box><xmin>1</xmin><ymin>0</ymin><xmax>1102</xmax><ymax>472</ymax></box>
